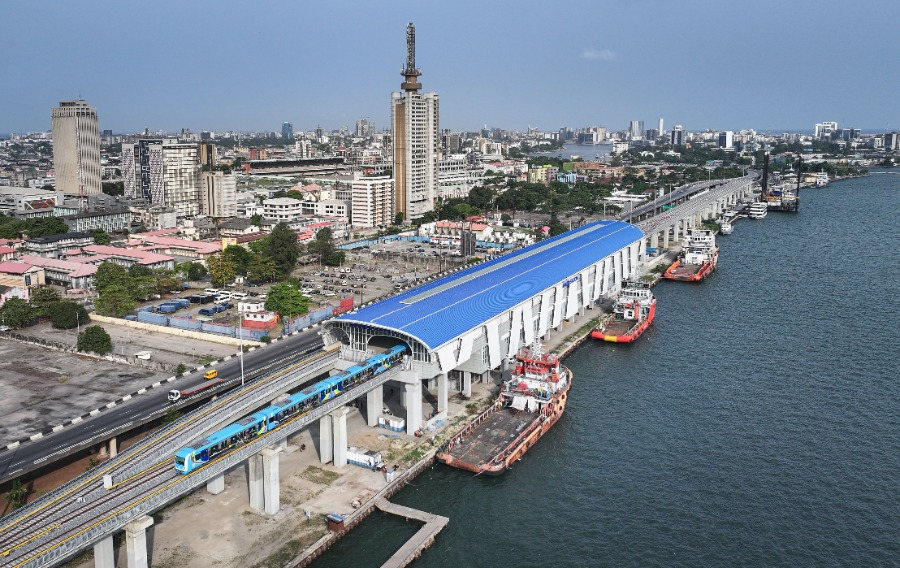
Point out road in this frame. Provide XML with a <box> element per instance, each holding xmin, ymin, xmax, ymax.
<box><xmin>0</xmin><ymin>330</ymin><xmax>324</xmax><ymax>486</ymax></box>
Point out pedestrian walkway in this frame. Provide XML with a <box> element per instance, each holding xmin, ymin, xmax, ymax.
<box><xmin>375</xmin><ymin>498</ymin><xmax>449</xmax><ymax>568</ymax></box>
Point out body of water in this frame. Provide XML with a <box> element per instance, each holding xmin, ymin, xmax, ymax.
<box><xmin>316</xmin><ymin>173</ymin><xmax>899</xmax><ymax>567</ymax></box>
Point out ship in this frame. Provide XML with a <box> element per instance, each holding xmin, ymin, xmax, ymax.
<box><xmin>591</xmin><ymin>281</ymin><xmax>656</xmax><ymax>343</ymax></box>
<box><xmin>663</xmin><ymin>228</ymin><xmax>719</xmax><ymax>282</ymax></box>
<box><xmin>748</xmin><ymin>201</ymin><xmax>768</xmax><ymax>219</ymax></box>
<box><xmin>435</xmin><ymin>343</ymin><xmax>571</xmax><ymax>475</ymax></box>
<box><xmin>719</xmin><ymin>220</ymin><xmax>734</xmax><ymax>235</ymax></box>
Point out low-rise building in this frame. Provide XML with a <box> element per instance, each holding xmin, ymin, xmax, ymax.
<box><xmin>73</xmin><ymin>244</ymin><xmax>175</xmax><ymax>270</ymax></box>
<box><xmin>18</xmin><ymin>255</ymin><xmax>97</xmax><ymax>290</ymax></box>
<box><xmin>0</xmin><ymin>261</ymin><xmax>46</xmax><ymax>301</ymax></box>
<box><xmin>23</xmin><ymin>232</ymin><xmax>94</xmax><ymax>259</ymax></box>
<box><xmin>61</xmin><ymin>208</ymin><xmax>131</xmax><ymax>233</ymax></box>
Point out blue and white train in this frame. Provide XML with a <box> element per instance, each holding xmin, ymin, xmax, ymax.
<box><xmin>174</xmin><ymin>344</ymin><xmax>408</xmax><ymax>474</ymax></box>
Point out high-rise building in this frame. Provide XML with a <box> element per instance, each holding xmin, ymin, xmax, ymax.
<box><xmin>718</xmin><ymin>131</ymin><xmax>734</xmax><ymax>149</ymax></box>
<box><xmin>629</xmin><ymin>120</ymin><xmax>645</xmax><ymax>140</ymax></box>
<box><xmin>51</xmin><ymin>100</ymin><xmax>101</xmax><ymax>196</ymax></box>
<box><xmin>282</xmin><ymin>122</ymin><xmax>293</xmax><ymax>141</ymax></box>
<box><xmin>356</xmin><ymin>118</ymin><xmax>374</xmax><ymax>138</ymax></box>
<box><xmin>658</xmin><ymin>118</ymin><xmax>664</xmax><ymax>135</ymax></box>
<box><xmin>199</xmin><ymin>142</ymin><xmax>217</xmax><ymax>167</ymax></box>
<box><xmin>814</xmin><ymin>122</ymin><xmax>837</xmax><ymax>139</ymax></box>
<box><xmin>391</xmin><ymin>23</ymin><xmax>439</xmax><ymax>222</ymax></box>
<box><xmin>351</xmin><ymin>174</ymin><xmax>394</xmax><ymax>228</ymax></box>
<box><xmin>201</xmin><ymin>170</ymin><xmax>237</xmax><ymax>218</ymax></box>
<box><xmin>671</xmin><ymin>125</ymin><xmax>685</xmax><ymax>146</ymax></box>
<box><xmin>122</xmin><ymin>139</ymin><xmax>200</xmax><ymax>217</ymax></box>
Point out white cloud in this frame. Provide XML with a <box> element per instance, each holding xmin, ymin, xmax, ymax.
<box><xmin>581</xmin><ymin>48</ymin><xmax>616</xmax><ymax>61</ymax></box>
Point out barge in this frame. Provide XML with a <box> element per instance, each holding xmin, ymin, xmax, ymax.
<box><xmin>435</xmin><ymin>344</ymin><xmax>570</xmax><ymax>475</ymax></box>
<box><xmin>663</xmin><ymin>228</ymin><xmax>719</xmax><ymax>282</ymax></box>
<box><xmin>591</xmin><ymin>281</ymin><xmax>656</xmax><ymax>343</ymax></box>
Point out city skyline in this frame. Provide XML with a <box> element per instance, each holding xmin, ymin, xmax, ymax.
<box><xmin>4</xmin><ymin>0</ymin><xmax>899</xmax><ymax>135</ymax></box>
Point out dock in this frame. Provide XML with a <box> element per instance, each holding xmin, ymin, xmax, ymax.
<box><xmin>375</xmin><ymin>498</ymin><xmax>449</xmax><ymax>568</ymax></box>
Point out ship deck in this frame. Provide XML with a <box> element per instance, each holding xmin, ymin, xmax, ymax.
<box><xmin>666</xmin><ymin>263</ymin><xmax>704</xmax><ymax>277</ymax></box>
<box><xmin>603</xmin><ymin>319</ymin><xmax>637</xmax><ymax>335</ymax></box>
<box><xmin>445</xmin><ymin>408</ymin><xmax>534</xmax><ymax>467</ymax></box>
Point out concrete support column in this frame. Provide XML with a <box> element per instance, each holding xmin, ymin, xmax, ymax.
<box><xmin>125</xmin><ymin>515</ymin><xmax>154</xmax><ymax>568</ymax></box>
<box><xmin>319</xmin><ymin>414</ymin><xmax>333</xmax><ymax>464</ymax></box>
<box><xmin>366</xmin><ymin>385</ymin><xmax>383</xmax><ymax>427</ymax></box>
<box><xmin>462</xmin><ymin>372</ymin><xmax>472</xmax><ymax>398</ymax></box>
<box><xmin>109</xmin><ymin>437</ymin><xmax>118</xmax><ymax>458</ymax></box>
<box><xmin>400</xmin><ymin>388</ymin><xmax>408</xmax><ymax>408</ymax></box>
<box><xmin>650</xmin><ymin>232</ymin><xmax>659</xmax><ymax>249</ymax></box>
<box><xmin>93</xmin><ymin>535</ymin><xmax>114</xmax><ymax>568</ymax></box>
<box><xmin>248</xmin><ymin>454</ymin><xmax>264</xmax><ymax>511</ymax></box>
<box><xmin>206</xmin><ymin>474</ymin><xmax>224</xmax><ymax>495</ymax></box>
<box><xmin>262</xmin><ymin>446</ymin><xmax>281</xmax><ymax>515</ymax></box>
<box><xmin>663</xmin><ymin>228</ymin><xmax>670</xmax><ymax>249</ymax></box>
<box><xmin>404</xmin><ymin>380</ymin><xmax>423</xmax><ymax>435</ymax></box>
<box><xmin>331</xmin><ymin>407</ymin><xmax>350</xmax><ymax>468</ymax></box>
<box><xmin>437</xmin><ymin>373</ymin><xmax>448</xmax><ymax>414</ymax></box>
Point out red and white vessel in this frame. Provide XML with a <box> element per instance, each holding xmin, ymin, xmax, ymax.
<box><xmin>436</xmin><ymin>343</ymin><xmax>571</xmax><ymax>475</ymax></box>
<box><xmin>663</xmin><ymin>228</ymin><xmax>719</xmax><ymax>282</ymax></box>
<box><xmin>591</xmin><ymin>281</ymin><xmax>656</xmax><ymax>343</ymax></box>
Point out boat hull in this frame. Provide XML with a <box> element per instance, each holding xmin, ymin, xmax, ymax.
<box><xmin>662</xmin><ymin>257</ymin><xmax>716</xmax><ymax>282</ymax></box>
<box><xmin>435</xmin><ymin>371</ymin><xmax>570</xmax><ymax>475</ymax></box>
<box><xmin>591</xmin><ymin>302</ymin><xmax>656</xmax><ymax>343</ymax></box>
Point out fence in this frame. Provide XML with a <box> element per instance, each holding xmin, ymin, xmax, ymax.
<box><xmin>283</xmin><ymin>305</ymin><xmax>334</xmax><ymax>335</ymax></box>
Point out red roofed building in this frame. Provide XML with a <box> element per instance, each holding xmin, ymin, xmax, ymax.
<box><xmin>0</xmin><ymin>261</ymin><xmax>46</xmax><ymax>302</ymax></box>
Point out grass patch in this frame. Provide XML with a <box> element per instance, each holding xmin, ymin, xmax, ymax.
<box><xmin>299</xmin><ymin>465</ymin><xmax>340</xmax><ymax>485</ymax></box>
<box><xmin>650</xmin><ymin>263</ymin><xmax>668</xmax><ymax>274</ymax></box>
<box><xmin>197</xmin><ymin>355</ymin><xmax>218</xmax><ymax>365</ymax></box>
<box><xmin>249</xmin><ymin>539</ymin><xmax>304</xmax><ymax>568</ymax></box>
<box><xmin>400</xmin><ymin>446</ymin><xmax>426</xmax><ymax>465</ymax></box>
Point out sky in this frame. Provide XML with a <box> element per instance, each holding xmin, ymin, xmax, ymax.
<box><xmin>3</xmin><ymin>0</ymin><xmax>899</xmax><ymax>135</ymax></box>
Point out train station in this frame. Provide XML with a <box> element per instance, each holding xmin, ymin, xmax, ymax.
<box><xmin>324</xmin><ymin>219</ymin><xmax>646</xmax><ymax>436</ymax></box>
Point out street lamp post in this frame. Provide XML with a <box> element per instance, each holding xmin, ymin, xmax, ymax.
<box><xmin>238</xmin><ymin>316</ymin><xmax>245</xmax><ymax>387</ymax></box>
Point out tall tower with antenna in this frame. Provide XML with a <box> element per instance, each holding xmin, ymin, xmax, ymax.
<box><xmin>391</xmin><ymin>23</ymin><xmax>439</xmax><ymax>221</ymax></box>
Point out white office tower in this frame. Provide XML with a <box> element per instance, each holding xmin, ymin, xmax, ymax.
<box><xmin>51</xmin><ymin>100</ymin><xmax>101</xmax><ymax>196</ymax></box>
<box><xmin>351</xmin><ymin>174</ymin><xmax>395</xmax><ymax>228</ymax></box>
<box><xmin>658</xmin><ymin>118</ymin><xmax>664</xmax><ymax>135</ymax></box>
<box><xmin>391</xmin><ymin>23</ymin><xmax>439</xmax><ymax>222</ymax></box>
<box><xmin>121</xmin><ymin>139</ymin><xmax>200</xmax><ymax>217</ymax></box>
<box><xmin>201</xmin><ymin>170</ymin><xmax>237</xmax><ymax>218</ymax></box>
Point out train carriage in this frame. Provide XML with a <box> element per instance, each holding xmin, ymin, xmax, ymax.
<box><xmin>174</xmin><ymin>344</ymin><xmax>409</xmax><ymax>474</ymax></box>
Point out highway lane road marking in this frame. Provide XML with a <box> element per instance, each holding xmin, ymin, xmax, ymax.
<box><xmin>31</xmin><ymin>423</ymin><xmax>135</xmax><ymax>465</ymax></box>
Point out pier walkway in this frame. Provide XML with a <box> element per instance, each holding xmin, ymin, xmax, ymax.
<box><xmin>375</xmin><ymin>498</ymin><xmax>449</xmax><ymax>568</ymax></box>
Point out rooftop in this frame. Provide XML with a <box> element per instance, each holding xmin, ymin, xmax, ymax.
<box><xmin>335</xmin><ymin>220</ymin><xmax>643</xmax><ymax>350</ymax></box>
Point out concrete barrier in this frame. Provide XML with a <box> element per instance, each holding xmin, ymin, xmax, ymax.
<box><xmin>90</xmin><ymin>314</ymin><xmax>259</xmax><ymax>347</ymax></box>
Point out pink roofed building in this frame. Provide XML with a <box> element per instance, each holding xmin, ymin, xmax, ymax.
<box><xmin>18</xmin><ymin>255</ymin><xmax>97</xmax><ymax>290</ymax></box>
<box><xmin>126</xmin><ymin>235</ymin><xmax>221</xmax><ymax>260</ymax></box>
<box><xmin>0</xmin><ymin>261</ymin><xmax>46</xmax><ymax>301</ymax></box>
<box><xmin>75</xmin><ymin>245</ymin><xmax>175</xmax><ymax>270</ymax></box>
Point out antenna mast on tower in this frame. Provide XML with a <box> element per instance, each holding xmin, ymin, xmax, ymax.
<box><xmin>400</xmin><ymin>22</ymin><xmax>422</xmax><ymax>93</ymax></box>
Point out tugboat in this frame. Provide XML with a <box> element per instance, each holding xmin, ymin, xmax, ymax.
<box><xmin>663</xmin><ymin>228</ymin><xmax>719</xmax><ymax>282</ymax></box>
<box><xmin>719</xmin><ymin>220</ymin><xmax>734</xmax><ymax>235</ymax></box>
<box><xmin>591</xmin><ymin>281</ymin><xmax>656</xmax><ymax>343</ymax></box>
<box><xmin>435</xmin><ymin>343</ymin><xmax>570</xmax><ymax>475</ymax></box>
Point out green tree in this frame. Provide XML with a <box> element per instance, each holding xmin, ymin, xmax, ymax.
<box><xmin>248</xmin><ymin>237</ymin><xmax>269</xmax><ymax>254</ymax></box>
<box><xmin>94</xmin><ymin>284</ymin><xmax>136</xmax><ymax>317</ymax></box>
<box><xmin>29</xmin><ymin>286</ymin><xmax>62</xmax><ymax>318</ymax></box>
<box><xmin>5</xmin><ymin>479</ymin><xmax>28</xmax><ymax>510</ymax></box>
<box><xmin>77</xmin><ymin>325</ymin><xmax>112</xmax><ymax>354</ymax></box>
<box><xmin>94</xmin><ymin>262</ymin><xmax>130</xmax><ymax>293</ymax></box>
<box><xmin>150</xmin><ymin>269</ymin><xmax>181</xmax><ymax>295</ymax></box>
<box><xmin>206</xmin><ymin>253</ymin><xmax>236</xmax><ymax>288</ymax></box>
<box><xmin>393</xmin><ymin>211</ymin><xmax>404</xmax><ymax>225</ymax></box>
<box><xmin>265</xmin><ymin>222</ymin><xmax>300</xmax><ymax>276</ymax></box>
<box><xmin>177</xmin><ymin>261</ymin><xmax>207</xmax><ymax>282</ymax></box>
<box><xmin>87</xmin><ymin>228</ymin><xmax>111</xmax><ymax>245</ymax></box>
<box><xmin>250</xmin><ymin>213</ymin><xmax>263</xmax><ymax>227</ymax></box>
<box><xmin>175</xmin><ymin>363</ymin><xmax>187</xmax><ymax>376</ymax></box>
<box><xmin>246</xmin><ymin>255</ymin><xmax>280</xmax><ymax>284</ymax></box>
<box><xmin>548</xmin><ymin>212</ymin><xmax>567</xmax><ymax>237</ymax></box>
<box><xmin>49</xmin><ymin>301</ymin><xmax>89</xmax><ymax>329</ymax></box>
<box><xmin>323</xmin><ymin>249</ymin><xmax>346</xmax><ymax>266</ymax></box>
<box><xmin>23</xmin><ymin>216</ymin><xmax>70</xmax><ymax>238</ymax></box>
<box><xmin>265</xmin><ymin>281</ymin><xmax>310</xmax><ymax>318</ymax></box>
<box><xmin>128</xmin><ymin>264</ymin><xmax>153</xmax><ymax>279</ymax></box>
<box><xmin>0</xmin><ymin>298</ymin><xmax>35</xmax><ymax>329</ymax></box>
<box><xmin>101</xmin><ymin>181</ymin><xmax>124</xmax><ymax>196</ymax></box>
<box><xmin>223</xmin><ymin>245</ymin><xmax>254</xmax><ymax>275</ymax></box>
